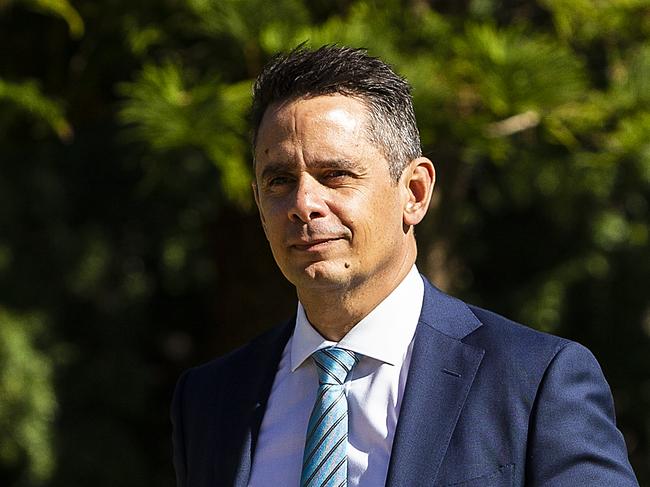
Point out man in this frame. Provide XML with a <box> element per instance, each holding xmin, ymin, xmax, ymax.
<box><xmin>171</xmin><ymin>46</ymin><xmax>638</xmax><ymax>486</ymax></box>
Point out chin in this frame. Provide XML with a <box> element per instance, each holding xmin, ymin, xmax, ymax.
<box><xmin>285</xmin><ymin>260</ymin><xmax>352</xmax><ymax>290</ymax></box>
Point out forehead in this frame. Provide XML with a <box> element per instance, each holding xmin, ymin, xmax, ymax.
<box><xmin>254</xmin><ymin>95</ymin><xmax>373</xmax><ymax>161</ymax></box>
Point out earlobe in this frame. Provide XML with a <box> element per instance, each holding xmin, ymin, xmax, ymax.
<box><xmin>403</xmin><ymin>157</ymin><xmax>435</xmax><ymax>227</ymax></box>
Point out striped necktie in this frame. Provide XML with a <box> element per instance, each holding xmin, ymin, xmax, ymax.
<box><xmin>301</xmin><ymin>347</ymin><xmax>359</xmax><ymax>487</ymax></box>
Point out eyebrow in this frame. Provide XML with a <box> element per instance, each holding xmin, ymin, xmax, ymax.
<box><xmin>259</xmin><ymin>158</ymin><xmax>364</xmax><ymax>181</ymax></box>
<box><xmin>311</xmin><ymin>158</ymin><xmax>363</xmax><ymax>171</ymax></box>
<box><xmin>259</xmin><ymin>162</ymin><xmax>293</xmax><ymax>182</ymax></box>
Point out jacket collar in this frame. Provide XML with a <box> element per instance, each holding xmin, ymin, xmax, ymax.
<box><xmin>385</xmin><ymin>277</ymin><xmax>485</xmax><ymax>486</ymax></box>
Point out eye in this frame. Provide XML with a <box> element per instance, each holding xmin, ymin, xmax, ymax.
<box><xmin>267</xmin><ymin>175</ymin><xmax>294</xmax><ymax>187</ymax></box>
<box><xmin>324</xmin><ymin>170</ymin><xmax>352</xmax><ymax>180</ymax></box>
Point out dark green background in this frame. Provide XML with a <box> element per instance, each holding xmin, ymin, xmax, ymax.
<box><xmin>1</xmin><ymin>0</ymin><xmax>649</xmax><ymax>485</ymax></box>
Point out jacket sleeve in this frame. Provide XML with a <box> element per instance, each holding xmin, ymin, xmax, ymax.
<box><xmin>526</xmin><ymin>341</ymin><xmax>639</xmax><ymax>486</ymax></box>
<box><xmin>171</xmin><ymin>368</ymin><xmax>192</xmax><ymax>487</ymax></box>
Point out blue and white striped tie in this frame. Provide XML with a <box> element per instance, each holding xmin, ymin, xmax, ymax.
<box><xmin>301</xmin><ymin>347</ymin><xmax>359</xmax><ymax>487</ymax></box>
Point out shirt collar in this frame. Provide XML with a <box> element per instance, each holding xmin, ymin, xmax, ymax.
<box><xmin>290</xmin><ymin>265</ymin><xmax>424</xmax><ymax>371</ymax></box>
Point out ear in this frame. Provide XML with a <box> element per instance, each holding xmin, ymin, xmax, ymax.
<box><xmin>402</xmin><ymin>157</ymin><xmax>435</xmax><ymax>227</ymax></box>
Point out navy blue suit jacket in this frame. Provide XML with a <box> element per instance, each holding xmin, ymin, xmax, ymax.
<box><xmin>171</xmin><ymin>277</ymin><xmax>638</xmax><ymax>486</ymax></box>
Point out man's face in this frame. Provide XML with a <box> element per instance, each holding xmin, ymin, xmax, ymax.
<box><xmin>253</xmin><ymin>95</ymin><xmax>412</xmax><ymax>293</ymax></box>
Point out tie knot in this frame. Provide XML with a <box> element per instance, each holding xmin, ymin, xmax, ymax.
<box><xmin>312</xmin><ymin>347</ymin><xmax>359</xmax><ymax>385</ymax></box>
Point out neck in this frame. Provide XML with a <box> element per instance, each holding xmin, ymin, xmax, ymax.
<box><xmin>297</xmin><ymin>243</ymin><xmax>417</xmax><ymax>341</ymax></box>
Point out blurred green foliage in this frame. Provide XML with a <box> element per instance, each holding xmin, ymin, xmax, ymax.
<box><xmin>0</xmin><ymin>78</ymin><xmax>72</xmax><ymax>141</ymax></box>
<box><xmin>0</xmin><ymin>309</ymin><xmax>56</xmax><ymax>485</ymax></box>
<box><xmin>1</xmin><ymin>0</ymin><xmax>649</xmax><ymax>485</ymax></box>
<box><xmin>118</xmin><ymin>65</ymin><xmax>252</xmax><ymax>205</ymax></box>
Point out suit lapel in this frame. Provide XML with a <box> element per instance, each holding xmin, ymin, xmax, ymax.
<box><xmin>385</xmin><ymin>279</ymin><xmax>485</xmax><ymax>487</ymax></box>
<box><xmin>225</xmin><ymin>319</ymin><xmax>294</xmax><ymax>487</ymax></box>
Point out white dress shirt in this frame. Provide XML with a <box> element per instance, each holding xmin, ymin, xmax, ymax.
<box><xmin>248</xmin><ymin>265</ymin><xmax>424</xmax><ymax>487</ymax></box>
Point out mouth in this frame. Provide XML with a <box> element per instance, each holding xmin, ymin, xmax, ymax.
<box><xmin>290</xmin><ymin>237</ymin><xmax>345</xmax><ymax>251</ymax></box>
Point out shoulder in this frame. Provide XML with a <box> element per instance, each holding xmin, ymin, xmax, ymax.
<box><xmin>467</xmin><ymin>304</ymin><xmax>570</xmax><ymax>357</ymax></box>
<box><xmin>170</xmin><ymin>318</ymin><xmax>294</xmax><ymax>461</ymax></box>
<box><xmin>423</xmin><ymin>290</ymin><xmax>638</xmax><ymax>483</ymax></box>
<box><xmin>418</xmin><ymin>276</ymin><xmax>608</xmax><ymax>405</ymax></box>
<box><xmin>463</xmin><ymin>303</ymin><xmax>603</xmax><ymax>389</ymax></box>
<box><xmin>177</xmin><ymin>318</ymin><xmax>294</xmax><ymax>393</ymax></box>
<box><xmin>172</xmin><ymin>318</ymin><xmax>294</xmax><ymax>416</ymax></box>
<box><xmin>420</xmin><ymin>275</ymin><xmax>574</xmax><ymax>367</ymax></box>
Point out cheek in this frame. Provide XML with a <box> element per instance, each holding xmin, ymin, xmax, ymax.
<box><xmin>259</xmin><ymin>200</ymin><xmax>285</xmax><ymax>227</ymax></box>
<box><xmin>365</xmin><ymin>201</ymin><xmax>404</xmax><ymax>243</ymax></box>
<box><xmin>257</xmin><ymin>214</ymin><xmax>283</xmax><ymax>249</ymax></box>
<box><xmin>341</xmin><ymin>192</ymin><xmax>398</xmax><ymax>229</ymax></box>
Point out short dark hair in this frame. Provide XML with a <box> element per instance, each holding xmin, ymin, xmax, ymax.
<box><xmin>251</xmin><ymin>45</ymin><xmax>422</xmax><ymax>181</ymax></box>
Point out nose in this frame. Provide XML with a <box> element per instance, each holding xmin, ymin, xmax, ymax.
<box><xmin>288</xmin><ymin>175</ymin><xmax>328</xmax><ymax>223</ymax></box>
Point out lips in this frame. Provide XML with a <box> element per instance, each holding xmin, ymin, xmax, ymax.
<box><xmin>290</xmin><ymin>237</ymin><xmax>345</xmax><ymax>251</ymax></box>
